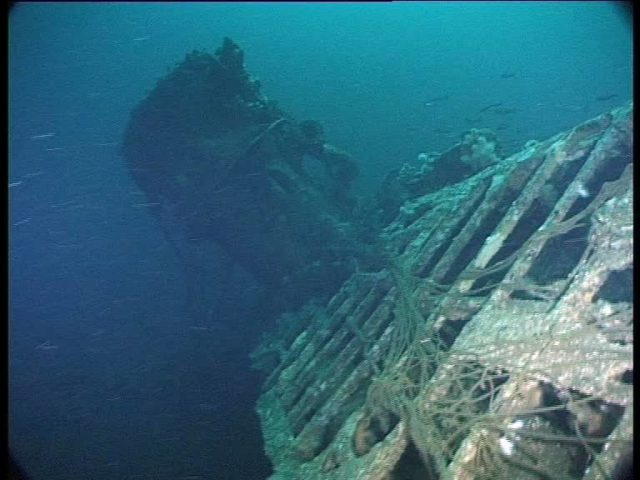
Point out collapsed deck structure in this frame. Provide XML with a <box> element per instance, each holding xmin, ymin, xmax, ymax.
<box><xmin>251</xmin><ymin>103</ymin><xmax>633</xmax><ymax>480</ymax></box>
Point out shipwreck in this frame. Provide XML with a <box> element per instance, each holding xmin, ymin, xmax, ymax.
<box><xmin>123</xmin><ymin>38</ymin><xmax>633</xmax><ymax>480</ymax></box>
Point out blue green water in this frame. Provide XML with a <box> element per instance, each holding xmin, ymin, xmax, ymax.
<box><xmin>9</xmin><ymin>3</ymin><xmax>632</xmax><ymax>479</ymax></box>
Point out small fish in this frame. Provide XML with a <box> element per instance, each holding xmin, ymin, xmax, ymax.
<box><xmin>132</xmin><ymin>202</ymin><xmax>160</xmax><ymax>208</ymax></box>
<box><xmin>30</xmin><ymin>133</ymin><xmax>56</xmax><ymax>140</ymax></box>
<box><xmin>478</xmin><ymin>102</ymin><xmax>503</xmax><ymax>113</ymax></box>
<box><xmin>595</xmin><ymin>93</ymin><xmax>618</xmax><ymax>102</ymax></box>
<box><xmin>189</xmin><ymin>326</ymin><xmax>211</xmax><ymax>332</ymax></box>
<box><xmin>24</xmin><ymin>170</ymin><xmax>45</xmax><ymax>178</ymax></box>
<box><xmin>13</xmin><ymin>218</ymin><xmax>30</xmax><ymax>226</ymax></box>
<box><xmin>55</xmin><ymin>243</ymin><xmax>81</xmax><ymax>248</ymax></box>
<box><xmin>132</xmin><ymin>36</ymin><xmax>150</xmax><ymax>42</ymax></box>
<box><xmin>44</xmin><ymin>147</ymin><xmax>65</xmax><ymax>152</ymax></box>
<box><xmin>36</xmin><ymin>340</ymin><xmax>59</xmax><ymax>350</ymax></box>
<box><xmin>491</xmin><ymin>107</ymin><xmax>519</xmax><ymax>115</ymax></box>
<box><xmin>51</xmin><ymin>200</ymin><xmax>75</xmax><ymax>208</ymax></box>
<box><xmin>555</xmin><ymin>103</ymin><xmax>585</xmax><ymax>113</ymax></box>
<box><xmin>95</xmin><ymin>142</ymin><xmax>118</xmax><ymax>147</ymax></box>
<box><xmin>500</xmin><ymin>72</ymin><xmax>516</xmax><ymax>79</ymax></box>
<box><xmin>8</xmin><ymin>181</ymin><xmax>23</xmax><ymax>188</ymax></box>
<box><xmin>424</xmin><ymin>95</ymin><xmax>449</xmax><ymax>106</ymax></box>
<box><xmin>464</xmin><ymin>116</ymin><xmax>482</xmax><ymax>124</ymax></box>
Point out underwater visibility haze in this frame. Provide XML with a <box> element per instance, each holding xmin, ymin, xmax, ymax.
<box><xmin>8</xmin><ymin>3</ymin><xmax>632</xmax><ymax>480</ymax></box>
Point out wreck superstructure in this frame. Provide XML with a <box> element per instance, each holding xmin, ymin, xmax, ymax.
<box><xmin>122</xmin><ymin>38</ymin><xmax>369</xmax><ymax>319</ymax></box>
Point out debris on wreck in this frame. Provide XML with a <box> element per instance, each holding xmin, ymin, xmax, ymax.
<box><xmin>374</xmin><ymin>127</ymin><xmax>504</xmax><ymax>225</ymax></box>
<box><xmin>251</xmin><ymin>103</ymin><xmax>633</xmax><ymax>480</ymax></box>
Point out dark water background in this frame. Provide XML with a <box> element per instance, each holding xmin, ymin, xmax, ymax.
<box><xmin>8</xmin><ymin>3</ymin><xmax>632</xmax><ymax>480</ymax></box>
